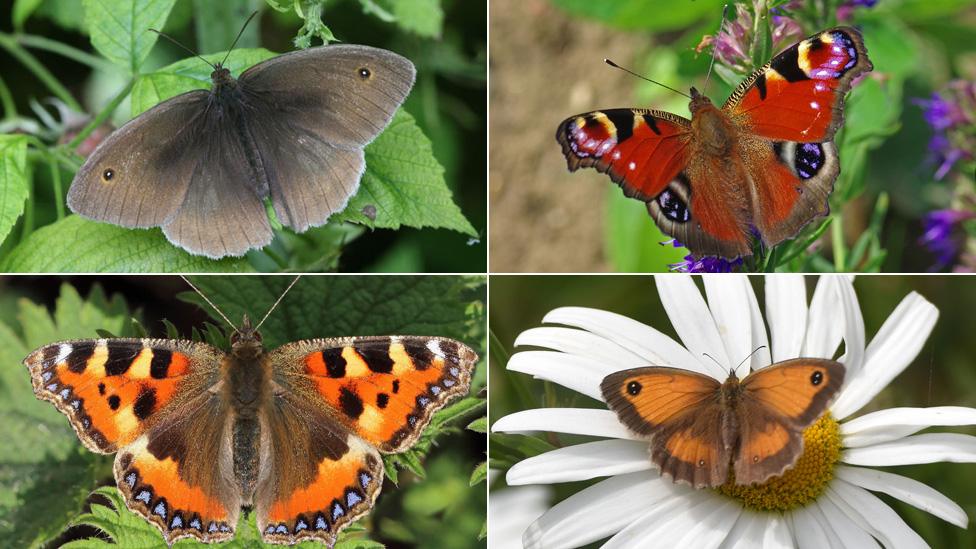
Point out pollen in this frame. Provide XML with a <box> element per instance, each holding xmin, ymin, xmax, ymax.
<box><xmin>717</xmin><ymin>413</ymin><xmax>841</xmax><ymax>512</ymax></box>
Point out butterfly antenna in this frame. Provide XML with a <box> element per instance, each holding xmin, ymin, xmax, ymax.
<box><xmin>604</xmin><ymin>59</ymin><xmax>691</xmax><ymax>99</ymax></box>
<box><xmin>735</xmin><ymin>345</ymin><xmax>768</xmax><ymax>371</ymax></box>
<box><xmin>148</xmin><ymin>29</ymin><xmax>216</xmax><ymax>70</ymax></box>
<box><xmin>181</xmin><ymin>276</ymin><xmax>238</xmax><ymax>331</ymax></box>
<box><xmin>254</xmin><ymin>276</ymin><xmax>301</xmax><ymax>332</ymax></box>
<box><xmin>702</xmin><ymin>4</ymin><xmax>730</xmax><ymax>97</ymax></box>
<box><xmin>220</xmin><ymin>10</ymin><xmax>260</xmax><ymax>68</ymax></box>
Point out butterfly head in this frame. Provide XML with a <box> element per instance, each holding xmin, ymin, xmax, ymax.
<box><xmin>210</xmin><ymin>64</ymin><xmax>237</xmax><ymax>89</ymax></box>
<box><xmin>230</xmin><ymin>314</ymin><xmax>263</xmax><ymax>349</ymax></box>
<box><xmin>688</xmin><ymin>86</ymin><xmax>714</xmax><ymax>114</ymax></box>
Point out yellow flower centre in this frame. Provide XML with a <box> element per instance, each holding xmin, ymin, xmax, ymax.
<box><xmin>718</xmin><ymin>413</ymin><xmax>841</xmax><ymax>511</ymax></box>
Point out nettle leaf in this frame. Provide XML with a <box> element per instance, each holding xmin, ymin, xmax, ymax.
<box><xmin>0</xmin><ymin>215</ymin><xmax>254</xmax><ymax>273</ymax></box>
<box><xmin>390</xmin><ymin>0</ymin><xmax>444</xmax><ymax>38</ymax></box>
<box><xmin>0</xmin><ymin>135</ymin><xmax>29</xmax><ymax>246</ymax></box>
<box><xmin>0</xmin><ymin>284</ymin><xmax>135</xmax><ymax>546</ymax></box>
<box><xmin>83</xmin><ymin>0</ymin><xmax>177</xmax><ymax>73</ymax></box>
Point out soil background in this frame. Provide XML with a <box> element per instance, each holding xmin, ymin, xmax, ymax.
<box><xmin>489</xmin><ymin>0</ymin><xmax>650</xmax><ymax>272</ymax></box>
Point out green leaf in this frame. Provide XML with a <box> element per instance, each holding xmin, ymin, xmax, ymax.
<box><xmin>12</xmin><ymin>0</ymin><xmax>45</xmax><ymax>30</ymax></box>
<box><xmin>0</xmin><ymin>215</ymin><xmax>254</xmax><ymax>273</ymax></box>
<box><xmin>605</xmin><ymin>187</ymin><xmax>685</xmax><ymax>272</ymax></box>
<box><xmin>0</xmin><ymin>135</ymin><xmax>28</xmax><ymax>245</ymax></box>
<box><xmin>468</xmin><ymin>461</ymin><xmax>486</xmax><ymax>486</ymax></box>
<box><xmin>466</xmin><ymin>417</ymin><xmax>487</xmax><ymax>433</ymax></box>
<box><xmin>191</xmin><ymin>0</ymin><xmax>263</xmax><ymax>55</ymax></box>
<box><xmin>337</xmin><ymin>110</ymin><xmax>477</xmax><ymax>237</ymax></box>
<box><xmin>390</xmin><ymin>0</ymin><xmax>444</xmax><ymax>38</ymax></box>
<box><xmin>83</xmin><ymin>0</ymin><xmax>176</xmax><ymax>73</ymax></box>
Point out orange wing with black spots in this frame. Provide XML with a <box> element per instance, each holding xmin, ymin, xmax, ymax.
<box><xmin>24</xmin><ymin>338</ymin><xmax>239</xmax><ymax>544</ymax></box>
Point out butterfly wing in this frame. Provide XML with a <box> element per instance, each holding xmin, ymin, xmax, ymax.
<box><xmin>238</xmin><ymin>45</ymin><xmax>416</xmax><ymax>233</ymax></box>
<box><xmin>724</xmin><ymin>27</ymin><xmax>872</xmax><ymax>247</ymax></box>
<box><xmin>601</xmin><ymin>367</ymin><xmax>731</xmax><ymax>488</ymax></box>
<box><xmin>24</xmin><ymin>339</ymin><xmax>241</xmax><ymax>543</ymax></box>
<box><xmin>734</xmin><ymin>358</ymin><xmax>845</xmax><ymax>485</ymax></box>
<box><xmin>67</xmin><ymin>88</ymin><xmax>275</xmax><ymax>259</ymax></box>
<box><xmin>255</xmin><ymin>336</ymin><xmax>476</xmax><ymax>545</ymax></box>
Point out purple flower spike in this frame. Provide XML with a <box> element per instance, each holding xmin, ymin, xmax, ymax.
<box><xmin>920</xmin><ymin>209</ymin><xmax>976</xmax><ymax>270</ymax></box>
<box><xmin>915</xmin><ymin>80</ymin><xmax>976</xmax><ymax>180</ymax></box>
<box><xmin>669</xmin><ymin>254</ymin><xmax>743</xmax><ymax>273</ymax></box>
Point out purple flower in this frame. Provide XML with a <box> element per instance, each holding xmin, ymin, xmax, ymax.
<box><xmin>915</xmin><ymin>81</ymin><xmax>976</xmax><ymax>180</ymax></box>
<box><xmin>920</xmin><ymin>209</ymin><xmax>975</xmax><ymax>270</ymax></box>
<box><xmin>914</xmin><ymin>92</ymin><xmax>963</xmax><ymax>130</ymax></box>
<box><xmin>838</xmin><ymin>0</ymin><xmax>879</xmax><ymax>21</ymax></box>
<box><xmin>705</xmin><ymin>0</ymin><xmax>803</xmax><ymax>75</ymax></box>
<box><xmin>669</xmin><ymin>254</ymin><xmax>743</xmax><ymax>273</ymax></box>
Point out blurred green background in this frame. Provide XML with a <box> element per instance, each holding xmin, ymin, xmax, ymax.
<box><xmin>0</xmin><ymin>275</ymin><xmax>486</xmax><ymax>548</ymax></box>
<box><xmin>489</xmin><ymin>0</ymin><xmax>976</xmax><ymax>272</ymax></box>
<box><xmin>490</xmin><ymin>275</ymin><xmax>976</xmax><ymax>547</ymax></box>
<box><xmin>0</xmin><ymin>0</ymin><xmax>486</xmax><ymax>273</ymax></box>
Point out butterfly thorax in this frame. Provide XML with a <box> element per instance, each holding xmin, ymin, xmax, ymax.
<box><xmin>688</xmin><ymin>88</ymin><xmax>735</xmax><ymax>157</ymax></box>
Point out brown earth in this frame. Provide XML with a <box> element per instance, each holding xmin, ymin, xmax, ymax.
<box><xmin>489</xmin><ymin>0</ymin><xmax>650</xmax><ymax>272</ymax></box>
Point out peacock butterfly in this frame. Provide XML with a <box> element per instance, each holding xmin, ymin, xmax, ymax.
<box><xmin>556</xmin><ymin>27</ymin><xmax>873</xmax><ymax>259</ymax></box>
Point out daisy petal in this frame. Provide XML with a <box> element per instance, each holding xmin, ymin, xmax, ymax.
<box><xmin>491</xmin><ymin>408</ymin><xmax>638</xmax><ymax>440</ymax></box>
<box><xmin>703</xmin><ymin>276</ymin><xmax>754</xmax><ymax>377</ymax></box>
<box><xmin>522</xmin><ymin>471</ymin><xmax>662</xmax><ymax>549</ymax></box>
<box><xmin>656</xmin><ymin>276</ymin><xmax>729</xmax><ymax>377</ymax></box>
<box><xmin>765</xmin><ymin>274</ymin><xmax>807</xmax><ymax>363</ymax></box>
<box><xmin>719</xmin><ymin>510</ymin><xmax>793</xmax><ymax>549</ymax></box>
<box><xmin>826</xmin><ymin>481</ymin><xmax>928</xmax><ymax>549</ymax></box>
<box><xmin>543</xmin><ymin>307</ymin><xmax>708</xmax><ymax>374</ymax></box>
<box><xmin>507</xmin><ymin>351</ymin><xmax>609</xmax><ymax>401</ymax></box>
<box><xmin>836</xmin><ymin>465</ymin><xmax>968</xmax><ymax>528</ymax></box>
<box><xmin>803</xmin><ymin>276</ymin><xmax>845</xmax><ymax>359</ymax></box>
<box><xmin>489</xmin><ymin>485</ymin><xmax>550</xmax><ymax>548</ymax></box>
<box><xmin>744</xmin><ymin>279</ymin><xmax>771</xmax><ymax>371</ymax></box>
<box><xmin>836</xmin><ymin>278</ymin><xmax>865</xmax><ymax>373</ymax></box>
<box><xmin>843</xmin><ymin>433</ymin><xmax>976</xmax><ymax>466</ymax></box>
<box><xmin>514</xmin><ymin>327</ymin><xmax>648</xmax><ymax>366</ymax></box>
<box><xmin>831</xmin><ymin>292</ymin><xmax>940</xmax><ymax>419</ymax></box>
<box><xmin>790</xmin><ymin>506</ymin><xmax>837</xmax><ymax>549</ymax></box>
<box><xmin>813</xmin><ymin>493</ymin><xmax>882</xmax><ymax>548</ymax></box>
<box><xmin>506</xmin><ymin>439</ymin><xmax>651</xmax><ymax>485</ymax></box>
<box><xmin>602</xmin><ymin>489</ymin><xmax>708</xmax><ymax>549</ymax></box>
<box><xmin>842</xmin><ymin>406</ymin><xmax>976</xmax><ymax>447</ymax></box>
<box><xmin>605</xmin><ymin>490</ymin><xmax>740</xmax><ymax>549</ymax></box>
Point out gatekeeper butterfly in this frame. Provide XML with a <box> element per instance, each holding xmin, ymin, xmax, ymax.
<box><xmin>556</xmin><ymin>27</ymin><xmax>873</xmax><ymax>259</ymax></box>
<box><xmin>601</xmin><ymin>359</ymin><xmax>845</xmax><ymax>488</ymax></box>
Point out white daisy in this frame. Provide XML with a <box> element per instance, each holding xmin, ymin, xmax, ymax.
<box><xmin>488</xmin><ymin>471</ymin><xmax>551</xmax><ymax>549</ymax></box>
<box><xmin>491</xmin><ymin>275</ymin><xmax>976</xmax><ymax>548</ymax></box>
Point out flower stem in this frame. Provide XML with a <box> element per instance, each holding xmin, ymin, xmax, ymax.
<box><xmin>0</xmin><ymin>33</ymin><xmax>82</xmax><ymax>112</ymax></box>
<box><xmin>49</xmin><ymin>155</ymin><xmax>64</xmax><ymax>220</ymax></box>
<box><xmin>832</xmin><ymin>213</ymin><xmax>846</xmax><ymax>271</ymax></box>
<box><xmin>0</xmin><ymin>74</ymin><xmax>15</xmax><ymax>118</ymax></box>
<box><xmin>65</xmin><ymin>78</ymin><xmax>135</xmax><ymax>152</ymax></box>
<box><xmin>14</xmin><ymin>33</ymin><xmax>117</xmax><ymax>73</ymax></box>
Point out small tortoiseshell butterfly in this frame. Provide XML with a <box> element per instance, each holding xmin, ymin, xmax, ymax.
<box><xmin>23</xmin><ymin>279</ymin><xmax>477</xmax><ymax>545</ymax></box>
<box><xmin>557</xmin><ymin>27</ymin><xmax>873</xmax><ymax>259</ymax></box>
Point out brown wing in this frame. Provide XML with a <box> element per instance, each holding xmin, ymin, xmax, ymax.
<box><xmin>734</xmin><ymin>358</ymin><xmax>845</xmax><ymax>485</ymax></box>
<box><xmin>601</xmin><ymin>367</ymin><xmax>730</xmax><ymax>487</ymax></box>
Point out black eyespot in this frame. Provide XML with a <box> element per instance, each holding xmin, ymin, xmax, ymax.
<box><xmin>102</xmin><ymin>169</ymin><xmax>115</xmax><ymax>181</ymax></box>
<box><xmin>697</xmin><ymin>459</ymin><xmax>706</xmax><ymax>467</ymax></box>
<box><xmin>753</xmin><ymin>455</ymin><xmax>760</xmax><ymax>463</ymax></box>
<box><xmin>627</xmin><ymin>381</ymin><xmax>642</xmax><ymax>395</ymax></box>
<box><xmin>811</xmin><ymin>371</ymin><xmax>823</xmax><ymax>386</ymax></box>
<box><xmin>358</xmin><ymin>67</ymin><xmax>371</xmax><ymax>79</ymax></box>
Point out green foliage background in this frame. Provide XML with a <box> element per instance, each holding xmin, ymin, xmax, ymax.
<box><xmin>0</xmin><ymin>0</ymin><xmax>486</xmax><ymax>273</ymax></box>
<box><xmin>0</xmin><ymin>275</ymin><xmax>486</xmax><ymax>547</ymax></box>
<box><xmin>490</xmin><ymin>275</ymin><xmax>976</xmax><ymax>547</ymax></box>
<box><xmin>489</xmin><ymin>0</ymin><xmax>976</xmax><ymax>272</ymax></box>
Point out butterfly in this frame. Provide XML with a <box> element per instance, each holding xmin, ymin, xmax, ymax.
<box><xmin>67</xmin><ymin>43</ymin><xmax>415</xmax><ymax>259</ymax></box>
<box><xmin>600</xmin><ymin>359</ymin><xmax>845</xmax><ymax>488</ymax></box>
<box><xmin>556</xmin><ymin>27</ymin><xmax>873</xmax><ymax>259</ymax></box>
<box><xmin>23</xmin><ymin>283</ymin><xmax>477</xmax><ymax>545</ymax></box>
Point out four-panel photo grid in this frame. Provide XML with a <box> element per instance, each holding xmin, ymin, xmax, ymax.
<box><xmin>1</xmin><ymin>1</ymin><xmax>975</xmax><ymax>548</ymax></box>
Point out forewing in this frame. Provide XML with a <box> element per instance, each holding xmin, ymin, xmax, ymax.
<box><xmin>741</xmin><ymin>358</ymin><xmax>845</xmax><ymax>428</ymax></box>
<box><xmin>724</xmin><ymin>27</ymin><xmax>872</xmax><ymax>143</ymax></box>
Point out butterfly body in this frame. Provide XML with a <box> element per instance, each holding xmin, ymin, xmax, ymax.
<box><xmin>557</xmin><ymin>27</ymin><xmax>872</xmax><ymax>259</ymax></box>
<box><xmin>25</xmin><ymin>322</ymin><xmax>476</xmax><ymax>545</ymax></box>
<box><xmin>601</xmin><ymin>359</ymin><xmax>845</xmax><ymax>488</ymax></box>
<box><xmin>68</xmin><ymin>45</ymin><xmax>416</xmax><ymax>259</ymax></box>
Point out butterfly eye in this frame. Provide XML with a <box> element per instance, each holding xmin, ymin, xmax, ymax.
<box><xmin>810</xmin><ymin>371</ymin><xmax>823</xmax><ymax>386</ymax></box>
<box><xmin>626</xmin><ymin>381</ymin><xmax>642</xmax><ymax>395</ymax></box>
<box><xmin>358</xmin><ymin>67</ymin><xmax>371</xmax><ymax>80</ymax></box>
<box><xmin>102</xmin><ymin>169</ymin><xmax>115</xmax><ymax>181</ymax></box>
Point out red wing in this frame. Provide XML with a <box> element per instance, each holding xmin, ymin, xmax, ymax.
<box><xmin>556</xmin><ymin>108</ymin><xmax>692</xmax><ymax>201</ymax></box>
<box><xmin>725</xmin><ymin>27</ymin><xmax>872</xmax><ymax>143</ymax></box>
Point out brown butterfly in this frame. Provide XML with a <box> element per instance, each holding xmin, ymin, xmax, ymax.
<box><xmin>600</xmin><ymin>359</ymin><xmax>845</xmax><ymax>488</ymax></box>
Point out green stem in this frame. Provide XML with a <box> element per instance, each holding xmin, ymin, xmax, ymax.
<box><xmin>21</xmin><ymin>160</ymin><xmax>34</xmax><ymax>241</ymax></box>
<box><xmin>831</xmin><ymin>213</ymin><xmax>846</xmax><ymax>271</ymax></box>
<box><xmin>66</xmin><ymin>78</ymin><xmax>135</xmax><ymax>152</ymax></box>
<box><xmin>0</xmin><ymin>74</ymin><xmax>15</xmax><ymax>118</ymax></box>
<box><xmin>15</xmin><ymin>33</ymin><xmax>117</xmax><ymax>73</ymax></box>
<box><xmin>262</xmin><ymin>246</ymin><xmax>289</xmax><ymax>270</ymax></box>
<box><xmin>49</xmin><ymin>155</ymin><xmax>64</xmax><ymax>220</ymax></box>
<box><xmin>0</xmin><ymin>33</ymin><xmax>82</xmax><ymax>112</ymax></box>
